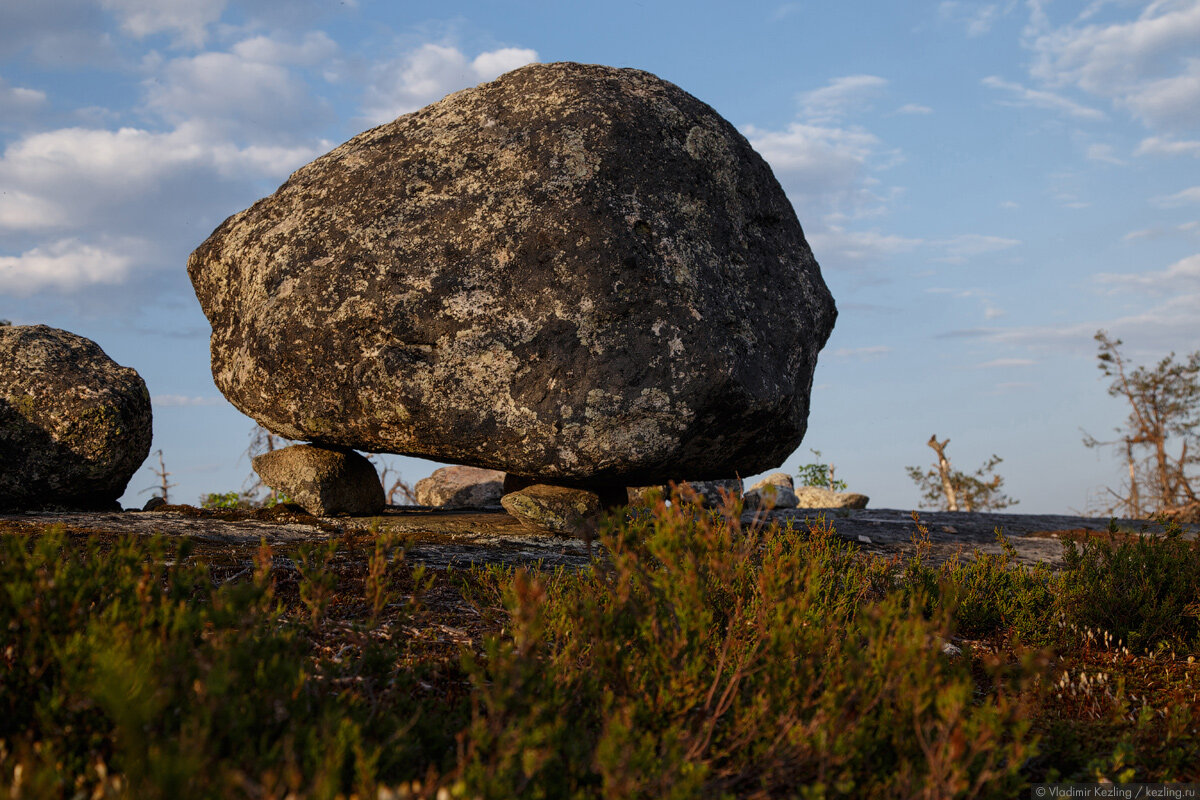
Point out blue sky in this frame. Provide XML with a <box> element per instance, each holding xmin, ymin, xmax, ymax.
<box><xmin>1</xmin><ymin>0</ymin><xmax>1197</xmax><ymax>513</ymax></box>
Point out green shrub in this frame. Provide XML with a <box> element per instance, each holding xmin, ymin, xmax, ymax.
<box><xmin>456</xmin><ymin>490</ymin><xmax>1039</xmax><ymax>798</ymax></box>
<box><xmin>1057</xmin><ymin>519</ymin><xmax>1200</xmax><ymax>654</ymax></box>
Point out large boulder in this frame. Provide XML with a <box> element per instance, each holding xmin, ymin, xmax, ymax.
<box><xmin>415</xmin><ymin>465</ymin><xmax>505</xmax><ymax>508</ymax></box>
<box><xmin>188</xmin><ymin>61</ymin><xmax>836</xmax><ymax>487</ymax></box>
<box><xmin>0</xmin><ymin>325</ymin><xmax>152</xmax><ymax>510</ymax></box>
<box><xmin>793</xmin><ymin>486</ymin><xmax>870</xmax><ymax>510</ymax></box>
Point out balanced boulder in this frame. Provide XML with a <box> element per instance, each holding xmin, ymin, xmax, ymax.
<box><xmin>252</xmin><ymin>444</ymin><xmax>385</xmax><ymax>516</ymax></box>
<box><xmin>188</xmin><ymin>62</ymin><xmax>836</xmax><ymax>487</ymax></box>
<box><xmin>0</xmin><ymin>325</ymin><xmax>152</xmax><ymax>510</ymax></box>
<box><xmin>415</xmin><ymin>465</ymin><xmax>505</xmax><ymax>508</ymax></box>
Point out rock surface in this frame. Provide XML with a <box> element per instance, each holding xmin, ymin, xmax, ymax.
<box><xmin>794</xmin><ymin>486</ymin><xmax>870</xmax><ymax>509</ymax></box>
<box><xmin>252</xmin><ymin>444</ymin><xmax>385</xmax><ymax>516</ymax></box>
<box><xmin>415</xmin><ymin>465</ymin><xmax>505</xmax><ymax>508</ymax></box>
<box><xmin>500</xmin><ymin>484</ymin><xmax>602</xmax><ymax>535</ymax></box>
<box><xmin>0</xmin><ymin>325</ymin><xmax>152</xmax><ymax>511</ymax></box>
<box><xmin>745</xmin><ymin>472</ymin><xmax>799</xmax><ymax>510</ymax></box>
<box><xmin>188</xmin><ymin>61</ymin><xmax>836</xmax><ymax>488</ymax></box>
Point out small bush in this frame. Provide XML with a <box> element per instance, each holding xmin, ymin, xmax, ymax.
<box><xmin>1057</xmin><ymin>519</ymin><xmax>1200</xmax><ymax>654</ymax></box>
<box><xmin>456</xmin><ymin>490</ymin><xmax>1039</xmax><ymax>798</ymax></box>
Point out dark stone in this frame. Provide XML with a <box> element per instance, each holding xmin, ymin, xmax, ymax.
<box><xmin>0</xmin><ymin>325</ymin><xmax>152</xmax><ymax>511</ymax></box>
<box><xmin>143</xmin><ymin>495</ymin><xmax>167</xmax><ymax>511</ymax></box>
<box><xmin>251</xmin><ymin>444</ymin><xmax>385</xmax><ymax>516</ymax></box>
<box><xmin>188</xmin><ymin>62</ymin><xmax>836</xmax><ymax>486</ymax></box>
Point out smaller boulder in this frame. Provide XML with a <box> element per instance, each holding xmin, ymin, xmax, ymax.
<box><xmin>415</xmin><ymin>466</ymin><xmax>505</xmax><ymax>508</ymax></box>
<box><xmin>793</xmin><ymin>486</ymin><xmax>869</xmax><ymax>509</ymax></box>
<box><xmin>142</xmin><ymin>495</ymin><xmax>167</xmax><ymax>511</ymax></box>
<box><xmin>744</xmin><ymin>472</ymin><xmax>798</xmax><ymax>510</ymax></box>
<box><xmin>252</xmin><ymin>444</ymin><xmax>384</xmax><ymax>516</ymax></box>
<box><xmin>501</xmin><ymin>484</ymin><xmax>601</xmax><ymax>536</ymax></box>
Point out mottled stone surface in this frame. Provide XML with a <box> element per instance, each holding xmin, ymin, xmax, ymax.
<box><xmin>745</xmin><ymin>472</ymin><xmax>799</xmax><ymax>510</ymax></box>
<box><xmin>500</xmin><ymin>484</ymin><xmax>602</xmax><ymax>535</ymax></box>
<box><xmin>0</xmin><ymin>325</ymin><xmax>152</xmax><ymax>511</ymax></box>
<box><xmin>415</xmin><ymin>465</ymin><xmax>505</xmax><ymax>508</ymax></box>
<box><xmin>252</xmin><ymin>444</ymin><xmax>385</xmax><ymax>516</ymax></box>
<box><xmin>188</xmin><ymin>61</ymin><xmax>836</xmax><ymax>487</ymax></box>
<box><xmin>793</xmin><ymin>486</ymin><xmax>870</xmax><ymax>509</ymax></box>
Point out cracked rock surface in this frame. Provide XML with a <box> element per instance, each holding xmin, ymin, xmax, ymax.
<box><xmin>0</xmin><ymin>325</ymin><xmax>151</xmax><ymax>511</ymax></box>
<box><xmin>188</xmin><ymin>61</ymin><xmax>836</xmax><ymax>487</ymax></box>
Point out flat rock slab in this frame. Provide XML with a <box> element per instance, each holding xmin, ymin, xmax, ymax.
<box><xmin>1</xmin><ymin>507</ymin><xmax>1194</xmax><ymax>571</ymax></box>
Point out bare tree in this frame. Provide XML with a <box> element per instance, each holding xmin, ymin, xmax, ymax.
<box><xmin>374</xmin><ymin>457</ymin><xmax>418</xmax><ymax>505</ymax></box>
<box><xmin>140</xmin><ymin>449</ymin><xmax>177</xmax><ymax>504</ymax></box>
<box><xmin>906</xmin><ymin>435</ymin><xmax>1017</xmax><ymax>512</ymax></box>
<box><xmin>242</xmin><ymin>424</ymin><xmax>288</xmax><ymax>505</ymax></box>
<box><xmin>1084</xmin><ymin>331</ymin><xmax>1199</xmax><ymax>520</ymax></box>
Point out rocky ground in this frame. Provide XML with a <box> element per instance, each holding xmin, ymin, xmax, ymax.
<box><xmin>2</xmin><ymin>504</ymin><xmax>1195</xmax><ymax>570</ymax></box>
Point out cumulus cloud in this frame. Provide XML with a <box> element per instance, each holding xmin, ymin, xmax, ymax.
<box><xmin>230</xmin><ymin>31</ymin><xmax>337</xmax><ymax>65</ymax></box>
<box><xmin>0</xmin><ymin>0</ymin><xmax>117</xmax><ymax>65</ymax></box>
<box><xmin>896</xmin><ymin>103</ymin><xmax>933</xmax><ymax>115</ymax></box>
<box><xmin>939</xmin><ymin>1</ymin><xmax>1006</xmax><ymax>37</ymax></box>
<box><xmin>0</xmin><ymin>77</ymin><xmax>46</xmax><ymax>112</ymax></box>
<box><xmin>799</xmin><ymin>75</ymin><xmax>888</xmax><ymax>122</ymax></box>
<box><xmin>362</xmin><ymin>43</ymin><xmax>538</xmax><ymax>124</ymax></box>
<box><xmin>99</xmin><ymin>0</ymin><xmax>227</xmax><ymax>48</ymax></box>
<box><xmin>1136</xmin><ymin>136</ymin><xmax>1200</xmax><ymax>157</ymax></box>
<box><xmin>1024</xmin><ymin>0</ymin><xmax>1200</xmax><ymax>131</ymax></box>
<box><xmin>0</xmin><ymin>238</ymin><xmax>140</xmax><ymax>294</ymax></box>
<box><xmin>981</xmin><ymin>75</ymin><xmax>1105</xmax><ymax>120</ymax></box>
<box><xmin>933</xmin><ymin>233</ymin><xmax>1021</xmax><ymax>264</ymax></box>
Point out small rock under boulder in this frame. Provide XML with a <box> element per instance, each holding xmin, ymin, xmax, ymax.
<box><xmin>187</xmin><ymin>61</ymin><xmax>836</xmax><ymax>489</ymax></box>
<box><xmin>415</xmin><ymin>465</ymin><xmax>505</xmax><ymax>508</ymax></box>
<box><xmin>744</xmin><ymin>472</ymin><xmax>799</xmax><ymax>510</ymax></box>
<box><xmin>0</xmin><ymin>325</ymin><xmax>152</xmax><ymax>511</ymax></box>
<box><xmin>793</xmin><ymin>486</ymin><xmax>870</xmax><ymax>509</ymax></box>
<box><xmin>500</xmin><ymin>484</ymin><xmax>602</xmax><ymax>536</ymax></box>
<box><xmin>252</xmin><ymin>444</ymin><xmax>385</xmax><ymax>516</ymax></box>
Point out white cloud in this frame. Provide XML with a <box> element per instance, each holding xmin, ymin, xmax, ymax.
<box><xmin>940</xmin><ymin>1</ymin><xmax>1005</xmax><ymax>37</ymax></box>
<box><xmin>1085</xmin><ymin>143</ymin><xmax>1124</xmax><ymax>164</ymax></box>
<box><xmin>833</xmin><ymin>346</ymin><xmax>892</xmax><ymax>360</ymax></box>
<box><xmin>1024</xmin><ymin>0</ymin><xmax>1200</xmax><ymax>130</ymax></box>
<box><xmin>0</xmin><ymin>123</ymin><xmax>321</xmax><ymax>230</ymax></box>
<box><xmin>1136</xmin><ymin>136</ymin><xmax>1200</xmax><ymax>157</ymax></box>
<box><xmin>800</xmin><ymin>75</ymin><xmax>888</xmax><ymax>122</ymax></box>
<box><xmin>896</xmin><ymin>103</ymin><xmax>933</xmax><ymax>115</ymax></box>
<box><xmin>981</xmin><ymin>75</ymin><xmax>1106</xmax><ymax>120</ymax></box>
<box><xmin>999</xmin><ymin>200</ymin><xmax>1020</xmax><ymax>209</ymax></box>
<box><xmin>154</xmin><ymin>394</ymin><xmax>224</xmax><ymax>407</ymax></box>
<box><xmin>99</xmin><ymin>0</ymin><xmax>227</xmax><ymax>48</ymax></box>
<box><xmin>1152</xmin><ymin>186</ymin><xmax>1200</xmax><ymax>207</ymax></box>
<box><xmin>1094</xmin><ymin>253</ymin><xmax>1200</xmax><ymax>293</ymax></box>
<box><xmin>975</xmin><ymin>357</ymin><xmax>1035</xmax><ymax>368</ymax></box>
<box><xmin>362</xmin><ymin>43</ymin><xmax>538</xmax><ymax>125</ymax></box>
<box><xmin>0</xmin><ymin>238</ymin><xmax>138</xmax><ymax>294</ymax></box>
<box><xmin>805</xmin><ymin>226</ymin><xmax>922</xmax><ymax>267</ymax></box>
<box><xmin>0</xmin><ymin>0</ymin><xmax>117</xmax><ymax>65</ymax></box>
<box><xmin>0</xmin><ymin>77</ymin><xmax>46</xmax><ymax>113</ymax></box>
<box><xmin>933</xmin><ymin>233</ymin><xmax>1021</xmax><ymax>264</ymax></box>
<box><xmin>145</xmin><ymin>47</ymin><xmax>328</xmax><ymax>136</ymax></box>
<box><xmin>230</xmin><ymin>31</ymin><xmax>337</xmax><ymax>66</ymax></box>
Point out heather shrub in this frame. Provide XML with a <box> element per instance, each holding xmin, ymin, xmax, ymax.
<box><xmin>457</xmin><ymin>491</ymin><xmax>1039</xmax><ymax>798</ymax></box>
<box><xmin>1057</xmin><ymin>519</ymin><xmax>1200</xmax><ymax>654</ymax></box>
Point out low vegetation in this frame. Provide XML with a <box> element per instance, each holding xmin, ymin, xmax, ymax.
<box><xmin>2</xmin><ymin>491</ymin><xmax>1198</xmax><ymax>798</ymax></box>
